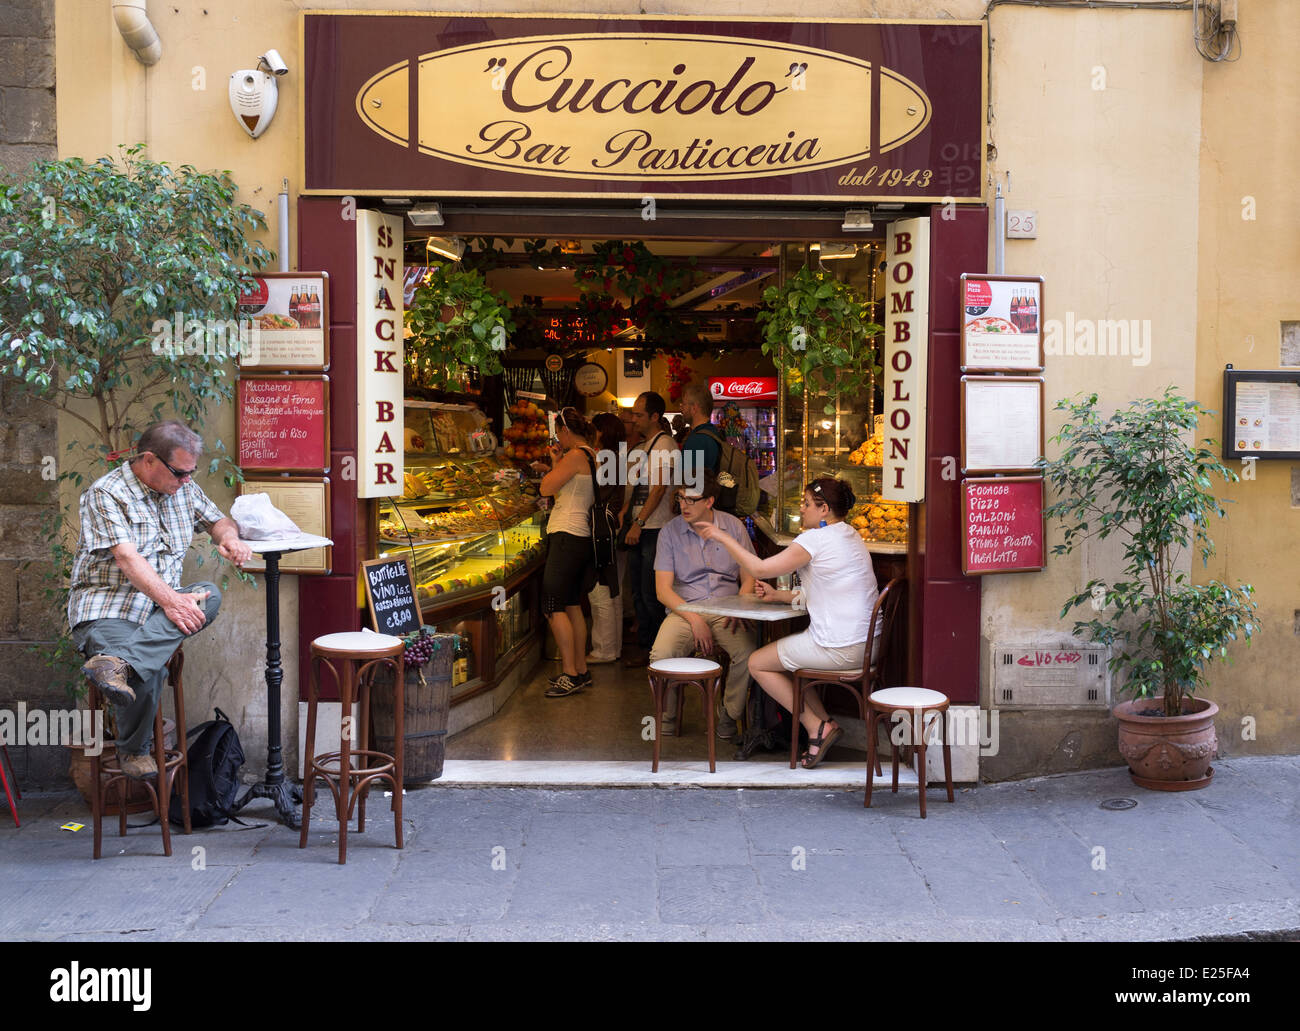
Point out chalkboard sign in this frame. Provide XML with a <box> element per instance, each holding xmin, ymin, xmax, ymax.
<box><xmin>361</xmin><ymin>556</ymin><xmax>423</xmax><ymax>637</ymax></box>
<box><xmin>237</xmin><ymin>375</ymin><xmax>330</xmax><ymax>472</ymax></box>
<box><xmin>962</xmin><ymin>476</ymin><xmax>1046</xmax><ymax>576</ymax></box>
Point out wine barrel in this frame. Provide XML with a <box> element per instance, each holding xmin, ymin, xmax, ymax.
<box><xmin>370</xmin><ymin>633</ymin><xmax>456</xmax><ymax>783</ymax></box>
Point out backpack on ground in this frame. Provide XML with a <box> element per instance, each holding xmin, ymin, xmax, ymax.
<box><xmin>580</xmin><ymin>447</ymin><xmax>621</xmax><ymax>579</ymax></box>
<box><xmin>169</xmin><ymin>707</ymin><xmax>246</xmax><ymax>828</ymax></box>
<box><xmin>698</xmin><ymin>424</ymin><xmax>762</xmax><ymax>517</ymax></box>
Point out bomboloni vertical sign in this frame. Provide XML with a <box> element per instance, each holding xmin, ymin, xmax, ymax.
<box><xmin>882</xmin><ymin>217</ymin><xmax>930</xmax><ymax>503</ymax></box>
<box><xmin>356</xmin><ymin>209</ymin><xmax>405</xmax><ymax>498</ymax></box>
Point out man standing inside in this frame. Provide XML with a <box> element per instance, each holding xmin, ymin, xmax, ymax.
<box><xmin>679</xmin><ymin>382</ymin><xmax>721</xmax><ymax>480</ymax></box>
<box><xmin>652</xmin><ymin>471</ymin><xmax>758</xmax><ymax>741</ymax></box>
<box><xmin>619</xmin><ymin>390</ymin><xmax>678</xmax><ymax>668</ymax></box>
<box><xmin>70</xmin><ymin>421</ymin><xmax>252</xmax><ymax>779</ymax></box>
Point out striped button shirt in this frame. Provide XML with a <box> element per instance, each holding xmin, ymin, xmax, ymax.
<box><xmin>68</xmin><ymin>461</ymin><xmax>224</xmax><ymax>628</ymax></box>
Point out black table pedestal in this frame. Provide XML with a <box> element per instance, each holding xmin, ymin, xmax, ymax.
<box><xmin>232</xmin><ymin>550</ymin><xmax>303</xmax><ymax>828</ymax></box>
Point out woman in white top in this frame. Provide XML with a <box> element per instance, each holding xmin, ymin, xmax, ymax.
<box><xmin>695</xmin><ymin>477</ymin><xmax>879</xmax><ymax>767</ymax></box>
<box><xmin>536</xmin><ymin>407</ymin><xmax>598</xmax><ymax>698</ymax></box>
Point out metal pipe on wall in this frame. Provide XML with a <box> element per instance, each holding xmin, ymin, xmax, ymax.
<box><xmin>278</xmin><ymin>178</ymin><xmax>290</xmax><ymax>272</ymax></box>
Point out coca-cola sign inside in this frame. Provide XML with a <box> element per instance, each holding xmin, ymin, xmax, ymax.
<box><xmin>711</xmin><ymin>377</ymin><xmax>777</xmax><ymax>402</ymax></box>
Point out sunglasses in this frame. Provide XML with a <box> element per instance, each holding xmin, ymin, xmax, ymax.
<box><xmin>152</xmin><ymin>452</ymin><xmax>196</xmax><ymax>480</ymax></box>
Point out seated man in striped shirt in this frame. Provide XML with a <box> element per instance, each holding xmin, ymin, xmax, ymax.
<box><xmin>69</xmin><ymin>421</ymin><xmax>252</xmax><ymax>780</ymax></box>
<box><xmin>651</xmin><ymin>470</ymin><xmax>758</xmax><ymax>742</ymax></box>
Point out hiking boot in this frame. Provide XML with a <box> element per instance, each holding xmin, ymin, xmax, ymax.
<box><xmin>716</xmin><ymin>713</ymin><xmax>740</xmax><ymax>742</ymax></box>
<box><xmin>119</xmin><ymin>752</ymin><xmax>157</xmax><ymax>780</ymax></box>
<box><xmin>545</xmin><ymin>674</ymin><xmax>584</xmax><ymax>698</ymax></box>
<box><xmin>82</xmin><ymin>655</ymin><xmax>136</xmax><ymax>706</ymax></box>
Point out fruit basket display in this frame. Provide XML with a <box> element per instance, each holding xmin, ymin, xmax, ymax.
<box><xmin>502</xmin><ymin>398</ymin><xmax>554</xmax><ymax>468</ymax></box>
<box><xmin>780</xmin><ymin>458</ymin><xmax>907</xmax><ymax>549</ymax></box>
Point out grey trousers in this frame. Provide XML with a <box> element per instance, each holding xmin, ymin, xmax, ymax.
<box><xmin>71</xmin><ymin>582</ymin><xmax>222</xmax><ymax>756</ymax></box>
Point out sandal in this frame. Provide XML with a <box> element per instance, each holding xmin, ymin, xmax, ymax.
<box><xmin>800</xmin><ymin>721</ymin><xmax>843</xmax><ymax>769</ymax></box>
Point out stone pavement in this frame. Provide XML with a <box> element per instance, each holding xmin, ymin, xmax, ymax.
<box><xmin>1</xmin><ymin>756</ymin><xmax>1296</xmax><ymax>942</ymax></box>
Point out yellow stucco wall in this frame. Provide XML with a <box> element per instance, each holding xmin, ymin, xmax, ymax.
<box><xmin>51</xmin><ymin>0</ymin><xmax>1294</xmax><ymax>772</ymax></box>
<box><xmin>1194</xmin><ymin>0</ymin><xmax>1299</xmax><ymax>756</ymax></box>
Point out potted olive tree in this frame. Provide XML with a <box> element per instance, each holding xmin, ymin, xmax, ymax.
<box><xmin>405</xmin><ymin>263</ymin><xmax>514</xmax><ymax>389</ymax></box>
<box><xmin>757</xmin><ymin>265</ymin><xmax>881</xmax><ymax>416</ymax></box>
<box><xmin>1041</xmin><ymin>389</ymin><xmax>1258</xmax><ymax>790</ymax></box>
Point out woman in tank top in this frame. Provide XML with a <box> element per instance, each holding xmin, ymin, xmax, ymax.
<box><xmin>536</xmin><ymin>407</ymin><xmax>598</xmax><ymax>697</ymax></box>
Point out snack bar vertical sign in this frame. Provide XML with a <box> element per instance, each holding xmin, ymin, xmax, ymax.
<box><xmin>356</xmin><ymin>209</ymin><xmax>404</xmax><ymax>498</ymax></box>
<box><xmin>882</xmin><ymin>217</ymin><xmax>931</xmax><ymax>502</ymax></box>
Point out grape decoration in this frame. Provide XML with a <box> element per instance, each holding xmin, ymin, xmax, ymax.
<box><xmin>402</xmin><ymin>626</ymin><xmax>436</xmax><ymax>665</ymax></box>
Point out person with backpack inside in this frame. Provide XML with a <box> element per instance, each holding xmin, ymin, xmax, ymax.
<box><xmin>535</xmin><ymin>407</ymin><xmax>600</xmax><ymax>698</ymax></box>
<box><xmin>585</xmin><ymin>412</ymin><xmax>627</xmax><ymax>666</ymax></box>
<box><xmin>618</xmin><ymin>391</ymin><xmax>679</xmax><ymax>668</ymax></box>
<box><xmin>680</xmin><ymin>383</ymin><xmax>761</xmax><ymax>518</ymax></box>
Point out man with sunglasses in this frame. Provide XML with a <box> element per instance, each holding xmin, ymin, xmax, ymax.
<box><xmin>650</xmin><ymin>471</ymin><xmax>758</xmax><ymax>740</ymax></box>
<box><xmin>69</xmin><ymin>421</ymin><xmax>251</xmax><ymax>779</ymax></box>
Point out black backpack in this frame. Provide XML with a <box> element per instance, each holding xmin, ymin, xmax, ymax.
<box><xmin>169</xmin><ymin>707</ymin><xmax>246</xmax><ymax>828</ymax></box>
<box><xmin>581</xmin><ymin>446</ymin><xmax>621</xmax><ymax>574</ymax></box>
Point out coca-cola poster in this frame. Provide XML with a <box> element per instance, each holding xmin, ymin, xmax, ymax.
<box><xmin>710</xmin><ymin>377</ymin><xmax>778</xmax><ymax>402</ymax></box>
<box><xmin>238</xmin><ymin>271</ymin><xmax>331</xmax><ymax>371</ymax></box>
<box><xmin>959</xmin><ymin>274</ymin><xmax>1044</xmax><ymax>373</ymax></box>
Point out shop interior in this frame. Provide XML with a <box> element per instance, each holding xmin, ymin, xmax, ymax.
<box><xmin>379</xmin><ymin>224</ymin><xmax>908</xmax><ymax>764</ymax></box>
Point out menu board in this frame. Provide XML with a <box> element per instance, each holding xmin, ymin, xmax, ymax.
<box><xmin>237</xmin><ymin>375</ymin><xmax>330</xmax><ymax>473</ymax></box>
<box><xmin>1223</xmin><ymin>370</ymin><xmax>1300</xmax><ymax>459</ymax></box>
<box><xmin>962</xmin><ymin>477</ymin><xmax>1046</xmax><ymax>575</ymax></box>
<box><xmin>962</xmin><ymin>376</ymin><xmax>1044</xmax><ymax>474</ymax></box>
<box><xmin>238</xmin><ymin>478</ymin><xmax>331</xmax><ymax>575</ymax></box>
<box><xmin>237</xmin><ymin>272</ymin><xmax>330</xmax><ymax>371</ymax></box>
<box><xmin>960</xmin><ymin>274</ymin><xmax>1045</xmax><ymax>372</ymax></box>
<box><xmin>361</xmin><ymin>556</ymin><xmax>423</xmax><ymax>637</ymax></box>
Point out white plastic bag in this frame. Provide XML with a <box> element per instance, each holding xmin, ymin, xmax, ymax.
<box><xmin>231</xmin><ymin>493</ymin><xmax>302</xmax><ymax>540</ymax></box>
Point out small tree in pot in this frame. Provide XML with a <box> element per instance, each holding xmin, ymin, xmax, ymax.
<box><xmin>1041</xmin><ymin>389</ymin><xmax>1258</xmax><ymax>789</ymax></box>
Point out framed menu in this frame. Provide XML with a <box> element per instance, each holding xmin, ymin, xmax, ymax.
<box><xmin>1222</xmin><ymin>368</ymin><xmax>1300</xmax><ymax>460</ymax></box>
<box><xmin>237</xmin><ymin>271</ymin><xmax>330</xmax><ymax>371</ymax></box>
<box><xmin>237</xmin><ymin>478</ymin><xmax>332</xmax><ymax>575</ymax></box>
<box><xmin>961</xmin><ymin>376</ymin><xmax>1045</xmax><ymax>474</ymax></box>
<box><xmin>237</xmin><ymin>375</ymin><xmax>330</xmax><ymax>473</ymax></box>
<box><xmin>961</xmin><ymin>477</ymin><xmax>1046</xmax><ymax>575</ymax></box>
<box><xmin>960</xmin><ymin>274</ymin><xmax>1045</xmax><ymax>372</ymax></box>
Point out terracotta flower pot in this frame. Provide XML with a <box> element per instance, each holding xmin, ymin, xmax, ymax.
<box><xmin>1112</xmin><ymin>695</ymin><xmax>1218</xmax><ymax>791</ymax></box>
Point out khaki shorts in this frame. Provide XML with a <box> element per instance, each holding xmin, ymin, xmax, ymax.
<box><xmin>776</xmin><ymin>630</ymin><xmax>868</xmax><ymax>674</ymax></box>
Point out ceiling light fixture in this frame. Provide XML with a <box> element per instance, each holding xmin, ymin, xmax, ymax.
<box><xmin>425</xmin><ymin>235</ymin><xmax>465</xmax><ymax>261</ymax></box>
<box><xmin>841</xmin><ymin>209</ymin><xmax>874</xmax><ymax>231</ymax></box>
<box><xmin>407</xmin><ymin>203</ymin><xmax>445</xmax><ymax>227</ymax></box>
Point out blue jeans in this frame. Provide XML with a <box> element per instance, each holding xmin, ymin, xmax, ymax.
<box><xmin>626</xmin><ymin>529</ymin><xmax>664</xmax><ymax>650</ymax></box>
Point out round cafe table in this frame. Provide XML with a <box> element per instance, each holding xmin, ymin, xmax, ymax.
<box><xmin>229</xmin><ymin>533</ymin><xmax>333</xmax><ymax>829</ymax></box>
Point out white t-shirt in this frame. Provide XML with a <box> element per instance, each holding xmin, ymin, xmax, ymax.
<box><xmin>795</xmin><ymin>521</ymin><xmax>879</xmax><ymax>647</ymax></box>
<box><xmin>626</xmin><ymin>430</ymin><xmax>679</xmax><ymax>531</ymax></box>
<box><xmin>546</xmin><ymin>447</ymin><xmax>594</xmax><ymax>537</ymax></box>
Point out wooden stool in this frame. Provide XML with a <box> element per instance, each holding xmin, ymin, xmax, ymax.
<box><xmin>865</xmin><ymin>687</ymin><xmax>954</xmax><ymax>818</ymax></box>
<box><xmin>300</xmin><ymin>632</ymin><xmax>405</xmax><ymax>864</ymax></box>
<box><xmin>91</xmin><ymin>648</ymin><xmax>191</xmax><ymax>859</ymax></box>
<box><xmin>647</xmin><ymin>657</ymin><xmax>724</xmax><ymax>773</ymax></box>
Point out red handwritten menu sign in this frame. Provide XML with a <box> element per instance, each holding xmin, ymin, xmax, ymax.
<box><xmin>237</xmin><ymin>376</ymin><xmax>330</xmax><ymax>472</ymax></box>
<box><xmin>961</xmin><ymin>476</ymin><xmax>1045</xmax><ymax>575</ymax></box>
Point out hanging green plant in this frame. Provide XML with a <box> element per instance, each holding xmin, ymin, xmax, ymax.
<box><xmin>405</xmin><ymin>263</ymin><xmax>515</xmax><ymax>389</ymax></box>
<box><xmin>757</xmin><ymin>266</ymin><xmax>882</xmax><ymax>416</ymax></box>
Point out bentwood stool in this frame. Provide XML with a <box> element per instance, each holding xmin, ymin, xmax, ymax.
<box><xmin>300</xmin><ymin>632</ymin><xmax>405</xmax><ymax>864</ymax></box>
<box><xmin>1</xmin><ymin>739</ymin><xmax>21</xmax><ymax>828</ymax></box>
<box><xmin>864</xmin><ymin>687</ymin><xmax>954</xmax><ymax>818</ymax></box>
<box><xmin>90</xmin><ymin>648</ymin><xmax>191</xmax><ymax>859</ymax></box>
<box><xmin>789</xmin><ymin>578</ymin><xmax>903</xmax><ymax>771</ymax></box>
<box><xmin>647</xmin><ymin>656</ymin><xmax>725</xmax><ymax>773</ymax></box>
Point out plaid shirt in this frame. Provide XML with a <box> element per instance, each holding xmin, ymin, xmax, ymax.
<box><xmin>68</xmin><ymin>461</ymin><xmax>225</xmax><ymax>628</ymax></box>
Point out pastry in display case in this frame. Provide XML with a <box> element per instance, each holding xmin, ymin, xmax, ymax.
<box><xmin>376</xmin><ymin>402</ymin><xmax>547</xmax><ymax>611</ymax></box>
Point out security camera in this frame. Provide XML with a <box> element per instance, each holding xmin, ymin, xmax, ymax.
<box><xmin>229</xmin><ymin>69</ymin><xmax>279</xmax><ymax>138</ymax></box>
<box><xmin>258</xmin><ymin>49</ymin><xmax>289</xmax><ymax>77</ymax></box>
